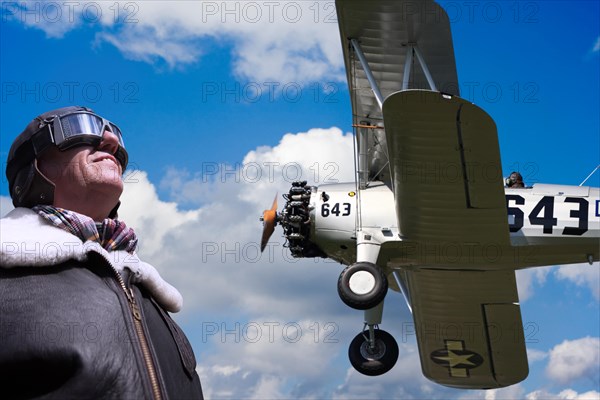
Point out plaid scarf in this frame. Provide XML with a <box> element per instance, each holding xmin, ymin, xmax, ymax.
<box><xmin>32</xmin><ymin>205</ymin><xmax>138</xmax><ymax>253</ymax></box>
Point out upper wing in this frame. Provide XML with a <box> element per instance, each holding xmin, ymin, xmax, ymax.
<box><xmin>400</xmin><ymin>268</ymin><xmax>528</xmax><ymax>388</ymax></box>
<box><xmin>337</xmin><ymin>0</ymin><xmax>460</xmax><ymax>116</ymax></box>
<box><xmin>382</xmin><ymin>90</ymin><xmax>510</xmax><ymax>246</ymax></box>
<box><xmin>336</xmin><ymin>0</ymin><xmax>459</xmax><ymax>186</ymax></box>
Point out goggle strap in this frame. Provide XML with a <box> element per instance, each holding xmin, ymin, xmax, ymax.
<box><xmin>31</xmin><ymin>126</ymin><xmax>54</xmax><ymax>156</ymax></box>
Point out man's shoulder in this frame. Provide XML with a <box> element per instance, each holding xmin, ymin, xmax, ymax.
<box><xmin>1</xmin><ymin>207</ymin><xmax>39</xmax><ymax>224</ymax></box>
<box><xmin>1</xmin><ymin>207</ymin><xmax>55</xmax><ymax>234</ymax></box>
<box><xmin>1</xmin><ymin>207</ymin><xmax>84</xmax><ymax>268</ymax></box>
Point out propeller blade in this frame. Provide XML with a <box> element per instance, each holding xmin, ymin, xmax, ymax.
<box><xmin>260</xmin><ymin>193</ymin><xmax>278</xmax><ymax>252</ymax></box>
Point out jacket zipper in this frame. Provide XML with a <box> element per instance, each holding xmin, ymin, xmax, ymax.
<box><xmin>98</xmin><ymin>253</ymin><xmax>163</xmax><ymax>400</ymax></box>
<box><xmin>127</xmin><ymin>286</ymin><xmax>163</xmax><ymax>400</ymax></box>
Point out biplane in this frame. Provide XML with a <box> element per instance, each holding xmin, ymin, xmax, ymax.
<box><xmin>260</xmin><ymin>0</ymin><xmax>600</xmax><ymax>389</ymax></box>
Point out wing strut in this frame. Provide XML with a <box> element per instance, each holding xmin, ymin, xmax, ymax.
<box><xmin>350</xmin><ymin>38</ymin><xmax>384</xmax><ymax>109</ymax></box>
<box><xmin>351</xmin><ymin>38</ymin><xmax>440</xmax><ymax>106</ymax></box>
<box><xmin>403</xmin><ymin>45</ymin><xmax>438</xmax><ymax>91</ymax></box>
<box><xmin>402</xmin><ymin>47</ymin><xmax>414</xmax><ymax>90</ymax></box>
<box><xmin>358</xmin><ymin>122</ymin><xmax>369</xmax><ymax>190</ymax></box>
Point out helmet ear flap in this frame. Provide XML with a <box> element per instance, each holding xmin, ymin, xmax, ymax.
<box><xmin>11</xmin><ymin>160</ymin><xmax>55</xmax><ymax>208</ymax></box>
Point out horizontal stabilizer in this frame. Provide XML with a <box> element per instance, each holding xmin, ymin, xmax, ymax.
<box><xmin>405</xmin><ymin>268</ymin><xmax>528</xmax><ymax>389</ymax></box>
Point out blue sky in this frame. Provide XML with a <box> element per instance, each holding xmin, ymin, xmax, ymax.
<box><xmin>1</xmin><ymin>1</ymin><xmax>599</xmax><ymax>399</ymax></box>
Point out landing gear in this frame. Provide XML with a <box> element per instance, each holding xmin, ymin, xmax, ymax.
<box><xmin>338</xmin><ymin>262</ymin><xmax>388</xmax><ymax>310</ymax></box>
<box><xmin>348</xmin><ymin>327</ymin><xmax>398</xmax><ymax>376</ymax></box>
<box><xmin>339</xmin><ymin>256</ymin><xmax>395</xmax><ymax>375</ymax></box>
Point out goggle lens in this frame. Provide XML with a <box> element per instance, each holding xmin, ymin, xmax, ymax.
<box><xmin>59</xmin><ymin>113</ymin><xmax>125</xmax><ymax>147</ymax></box>
<box><xmin>49</xmin><ymin>111</ymin><xmax>128</xmax><ymax>170</ymax></box>
<box><xmin>109</xmin><ymin>123</ymin><xmax>124</xmax><ymax>147</ymax></box>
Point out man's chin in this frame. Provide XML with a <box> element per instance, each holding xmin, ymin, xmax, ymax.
<box><xmin>92</xmin><ymin>180</ymin><xmax>123</xmax><ymax>204</ymax></box>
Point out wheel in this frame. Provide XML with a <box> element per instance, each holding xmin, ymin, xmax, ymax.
<box><xmin>337</xmin><ymin>262</ymin><xmax>388</xmax><ymax>310</ymax></box>
<box><xmin>348</xmin><ymin>329</ymin><xmax>398</xmax><ymax>376</ymax></box>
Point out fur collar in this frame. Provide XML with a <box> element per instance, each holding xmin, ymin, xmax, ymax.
<box><xmin>0</xmin><ymin>208</ymin><xmax>183</xmax><ymax>312</ymax></box>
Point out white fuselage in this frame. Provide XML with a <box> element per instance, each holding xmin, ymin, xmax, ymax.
<box><xmin>308</xmin><ymin>182</ymin><xmax>600</xmax><ymax>270</ymax></box>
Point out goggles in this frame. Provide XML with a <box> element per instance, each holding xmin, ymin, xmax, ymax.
<box><xmin>33</xmin><ymin>110</ymin><xmax>128</xmax><ymax>170</ymax></box>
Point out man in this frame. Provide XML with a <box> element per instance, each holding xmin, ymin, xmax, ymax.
<box><xmin>0</xmin><ymin>106</ymin><xmax>203</xmax><ymax>399</ymax></box>
<box><xmin>505</xmin><ymin>171</ymin><xmax>525</xmax><ymax>188</ymax></box>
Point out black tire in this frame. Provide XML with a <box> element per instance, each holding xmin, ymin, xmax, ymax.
<box><xmin>348</xmin><ymin>329</ymin><xmax>399</xmax><ymax>376</ymax></box>
<box><xmin>337</xmin><ymin>262</ymin><xmax>388</xmax><ymax>310</ymax></box>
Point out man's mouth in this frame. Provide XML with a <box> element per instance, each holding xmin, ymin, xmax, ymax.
<box><xmin>94</xmin><ymin>155</ymin><xmax>122</xmax><ymax>174</ymax></box>
<box><xmin>96</xmin><ymin>155</ymin><xmax>118</xmax><ymax>165</ymax></box>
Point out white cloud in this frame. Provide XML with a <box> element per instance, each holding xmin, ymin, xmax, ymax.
<box><xmin>159</xmin><ymin>127</ymin><xmax>355</xmax><ymax>209</ymax></box>
<box><xmin>516</xmin><ymin>261</ymin><xmax>600</xmax><ymax>302</ymax></box>
<box><xmin>516</xmin><ymin>267</ymin><xmax>552</xmax><ymax>302</ymax></box>
<box><xmin>593</xmin><ymin>37</ymin><xmax>600</xmax><ymax>53</ymax></box>
<box><xmin>6</xmin><ymin>1</ymin><xmax>345</xmax><ymax>83</ymax></box>
<box><xmin>458</xmin><ymin>386</ymin><xmax>600</xmax><ymax>400</ymax></box>
<box><xmin>136</xmin><ymin>128</ymin><xmax>356</xmax><ymax>320</ymax></box>
<box><xmin>241</xmin><ymin>127</ymin><xmax>355</xmax><ymax>192</ymax></box>
<box><xmin>249</xmin><ymin>375</ymin><xmax>286</xmax><ymax>400</ymax></box>
<box><xmin>527</xmin><ymin>348</ymin><xmax>548</xmax><ymax>363</ymax></box>
<box><xmin>116</xmin><ymin>127</ymin><xmax>360</xmax><ymax>398</ymax></box>
<box><xmin>457</xmin><ymin>384</ymin><xmax>590</xmax><ymax>400</ymax></box>
<box><xmin>555</xmin><ymin>263</ymin><xmax>600</xmax><ymax>300</ymax></box>
<box><xmin>2</xmin><ymin>2</ymin><xmax>84</xmax><ymax>38</ymax></box>
<box><xmin>546</xmin><ymin>337</ymin><xmax>600</xmax><ymax>385</ymax></box>
<box><xmin>97</xmin><ymin>28</ymin><xmax>202</xmax><ymax>69</ymax></box>
<box><xmin>119</xmin><ymin>170</ymin><xmax>200</xmax><ymax>259</ymax></box>
<box><xmin>211</xmin><ymin>365</ymin><xmax>240</xmax><ymax>377</ymax></box>
<box><xmin>333</xmin><ymin>344</ymin><xmax>463</xmax><ymax>400</ymax></box>
<box><xmin>479</xmin><ymin>385</ymin><xmax>526</xmax><ymax>400</ymax></box>
<box><xmin>527</xmin><ymin>389</ymin><xmax>600</xmax><ymax>400</ymax></box>
<box><xmin>197</xmin><ymin>317</ymin><xmax>354</xmax><ymax>399</ymax></box>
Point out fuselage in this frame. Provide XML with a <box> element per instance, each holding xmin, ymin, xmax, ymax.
<box><xmin>286</xmin><ymin>182</ymin><xmax>600</xmax><ymax>270</ymax></box>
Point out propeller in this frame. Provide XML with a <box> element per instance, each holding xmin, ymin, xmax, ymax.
<box><xmin>260</xmin><ymin>194</ymin><xmax>278</xmax><ymax>252</ymax></box>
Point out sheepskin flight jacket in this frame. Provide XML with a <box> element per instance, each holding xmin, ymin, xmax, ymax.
<box><xmin>0</xmin><ymin>208</ymin><xmax>203</xmax><ymax>399</ymax></box>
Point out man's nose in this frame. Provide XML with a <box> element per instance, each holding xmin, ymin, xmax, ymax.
<box><xmin>98</xmin><ymin>129</ymin><xmax>120</xmax><ymax>155</ymax></box>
